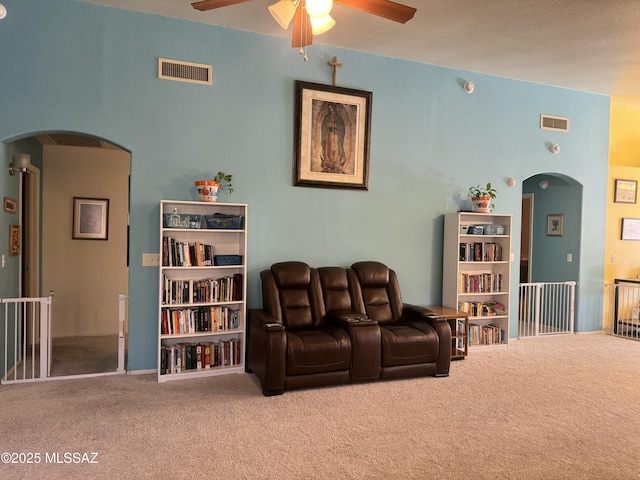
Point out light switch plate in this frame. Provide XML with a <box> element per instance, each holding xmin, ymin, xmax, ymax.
<box><xmin>142</xmin><ymin>253</ymin><xmax>160</xmax><ymax>266</ymax></box>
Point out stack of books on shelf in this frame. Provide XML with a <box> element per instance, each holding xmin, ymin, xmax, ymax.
<box><xmin>162</xmin><ymin>274</ymin><xmax>243</xmax><ymax>304</ymax></box>
<box><xmin>162</xmin><ymin>237</ymin><xmax>214</xmax><ymax>267</ymax></box>
<box><xmin>458</xmin><ymin>301</ymin><xmax>506</xmax><ymax>317</ymax></box>
<box><xmin>468</xmin><ymin>323</ymin><xmax>505</xmax><ymax>346</ymax></box>
<box><xmin>160</xmin><ymin>338</ymin><xmax>241</xmax><ymax>375</ymax></box>
<box><xmin>459</xmin><ymin>242</ymin><xmax>503</xmax><ymax>262</ymax></box>
<box><xmin>459</xmin><ymin>273</ymin><xmax>503</xmax><ymax>293</ymax></box>
<box><xmin>161</xmin><ymin>306</ymin><xmax>240</xmax><ymax>335</ymax></box>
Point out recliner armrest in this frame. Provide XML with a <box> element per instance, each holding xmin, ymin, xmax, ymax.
<box><xmin>403</xmin><ymin>303</ymin><xmax>447</xmax><ymax>323</ymax></box>
<box><xmin>247</xmin><ymin>309</ymin><xmax>286</xmax><ymax>396</ymax></box>
<box><xmin>326</xmin><ymin>310</ymin><xmax>377</xmax><ymax>328</ymax></box>
<box><xmin>249</xmin><ymin>309</ymin><xmax>285</xmax><ymax>331</ymax></box>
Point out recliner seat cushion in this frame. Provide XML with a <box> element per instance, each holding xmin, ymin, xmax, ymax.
<box><xmin>286</xmin><ymin>326</ymin><xmax>351</xmax><ymax>376</ymax></box>
<box><xmin>381</xmin><ymin>322</ymin><xmax>439</xmax><ymax>366</ymax></box>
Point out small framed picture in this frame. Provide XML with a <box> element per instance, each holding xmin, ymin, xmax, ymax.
<box><xmin>547</xmin><ymin>214</ymin><xmax>564</xmax><ymax>237</ymax></box>
<box><xmin>73</xmin><ymin>197</ymin><xmax>109</xmax><ymax>240</ymax></box>
<box><xmin>3</xmin><ymin>197</ymin><xmax>17</xmax><ymax>214</ymax></box>
<box><xmin>614</xmin><ymin>179</ymin><xmax>637</xmax><ymax>204</ymax></box>
<box><xmin>9</xmin><ymin>225</ymin><xmax>20</xmax><ymax>256</ymax></box>
<box><xmin>621</xmin><ymin>218</ymin><xmax>640</xmax><ymax>240</ymax></box>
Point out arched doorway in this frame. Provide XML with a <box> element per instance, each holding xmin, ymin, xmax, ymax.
<box><xmin>519</xmin><ymin>173</ymin><xmax>582</xmax><ymax>337</ymax></box>
<box><xmin>3</xmin><ymin>132</ymin><xmax>130</xmax><ymax>381</ymax></box>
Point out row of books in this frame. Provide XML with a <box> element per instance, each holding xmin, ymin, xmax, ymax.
<box><xmin>459</xmin><ymin>242</ymin><xmax>503</xmax><ymax>262</ymax></box>
<box><xmin>160</xmin><ymin>339</ymin><xmax>241</xmax><ymax>375</ymax></box>
<box><xmin>162</xmin><ymin>274</ymin><xmax>243</xmax><ymax>305</ymax></box>
<box><xmin>459</xmin><ymin>273</ymin><xmax>503</xmax><ymax>293</ymax></box>
<box><xmin>162</xmin><ymin>236</ymin><xmax>214</xmax><ymax>267</ymax></box>
<box><xmin>468</xmin><ymin>323</ymin><xmax>505</xmax><ymax>346</ymax></box>
<box><xmin>458</xmin><ymin>301</ymin><xmax>507</xmax><ymax>317</ymax></box>
<box><xmin>161</xmin><ymin>306</ymin><xmax>240</xmax><ymax>335</ymax></box>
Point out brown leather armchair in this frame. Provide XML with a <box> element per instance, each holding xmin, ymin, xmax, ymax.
<box><xmin>350</xmin><ymin>261</ymin><xmax>451</xmax><ymax>379</ymax></box>
<box><xmin>247</xmin><ymin>262</ymin><xmax>352</xmax><ymax>396</ymax></box>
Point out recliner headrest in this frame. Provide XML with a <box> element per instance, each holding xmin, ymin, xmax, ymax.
<box><xmin>351</xmin><ymin>261</ymin><xmax>390</xmax><ymax>287</ymax></box>
<box><xmin>271</xmin><ymin>261</ymin><xmax>311</xmax><ymax>289</ymax></box>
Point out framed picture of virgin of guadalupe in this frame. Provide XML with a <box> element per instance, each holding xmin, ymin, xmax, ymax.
<box><xmin>293</xmin><ymin>81</ymin><xmax>372</xmax><ymax>190</ymax></box>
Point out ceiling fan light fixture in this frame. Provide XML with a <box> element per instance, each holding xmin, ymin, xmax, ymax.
<box><xmin>310</xmin><ymin>14</ymin><xmax>335</xmax><ymax>35</ymax></box>
<box><xmin>269</xmin><ymin>0</ymin><xmax>297</xmax><ymax>29</ymax></box>
<box><xmin>305</xmin><ymin>0</ymin><xmax>333</xmax><ymax>18</ymax></box>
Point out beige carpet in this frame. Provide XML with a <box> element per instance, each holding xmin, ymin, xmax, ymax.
<box><xmin>1</xmin><ymin>333</ymin><xmax>639</xmax><ymax>479</ymax></box>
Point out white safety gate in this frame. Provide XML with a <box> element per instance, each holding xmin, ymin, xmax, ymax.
<box><xmin>604</xmin><ymin>281</ymin><xmax>640</xmax><ymax>340</ymax></box>
<box><xmin>1</xmin><ymin>295</ymin><xmax>52</xmax><ymax>384</ymax></box>
<box><xmin>2</xmin><ymin>294</ymin><xmax>127</xmax><ymax>384</ymax></box>
<box><xmin>518</xmin><ymin>282</ymin><xmax>576</xmax><ymax>338</ymax></box>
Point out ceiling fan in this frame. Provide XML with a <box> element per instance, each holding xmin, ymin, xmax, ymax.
<box><xmin>191</xmin><ymin>0</ymin><xmax>417</xmax><ymax>49</ymax></box>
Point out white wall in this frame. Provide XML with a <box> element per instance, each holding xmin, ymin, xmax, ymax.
<box><xmin>42</xmin><ymin>145</ymin><xmax>129</xmax><ymax>337</ymax></box>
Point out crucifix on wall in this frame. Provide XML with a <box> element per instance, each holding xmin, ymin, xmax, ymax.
<box><xmin>328</xmin><ymin>56</ymin><xmax>342</xmax><ymax>86</ymax></box>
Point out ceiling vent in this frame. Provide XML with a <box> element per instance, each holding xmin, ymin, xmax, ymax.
<box><xmin>158</xmin><ymin>58</ymin><xmax>212</xmax><ymax>86</ymax></box>
<box><xmin>540</xmin><ymin>114</ymin><xmax>569</xmax><ymax>132</ymax></box>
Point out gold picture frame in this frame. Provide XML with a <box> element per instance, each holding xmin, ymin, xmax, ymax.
<box><xmin>293</xmin><ymin>80</ymin><xmax>372</xmax><ymax>190</ymax></box>
<box><xmin>9</xmin><ymin>225</ymin><xmax>20</xmax><ymax>256</ymax></box>
<box><xmin>73</xmin><ymin>197</ymin><xmax>109</xmax><ymax>240</ymax></box>
<box><xmin>3</xmin><ymin>197</ymin><xmax>17</xmax><ymax>214</ymax></box>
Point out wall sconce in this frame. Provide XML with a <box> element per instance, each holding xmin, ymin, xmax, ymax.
<box><xmin>463</xmin><ymin>81</ymin><xmax>475</xmax><ymax>94</ymax></box>
<box><xmin>539</xmin><ymin>179</ymin><xmax>549</xmax><ymax>190</ymax></box>
<box><xmin>9</xmin><ymin>153</ymin><xmax>30</xmax><ymax>176</ymax></box>
<box><xmin>0</xmin><ymin>4</ymin><xmax>6</xmax><ymax>20</ymax></box>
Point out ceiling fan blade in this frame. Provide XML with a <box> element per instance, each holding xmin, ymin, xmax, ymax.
<box><xmin>291</xmin><ymin>6</ymin><xmax>313</xmax><ymax>48</ymax></box>
<box><xmin>191</xmin><ymin>0</ymin><xmax>252</xmax><ymax>12</ymax></box>
<box><xmin>336</xmin><ymin>0</ymin><xmax>416</xmax><ymax>23</ymax></box>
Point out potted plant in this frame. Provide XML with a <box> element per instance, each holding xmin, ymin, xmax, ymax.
<box><xmin>195</xmin><ymin>171</ymin><xmax>233</xmax><ymax>202</ymax></box>
<box><xmin>468</xmin><ymin>182</ymin><xmax>497</xmax><ymax>213</ymax></box>
<box><xmin>213</xmin><ymin>171</ymin><xmax>233</xmax><ymax>195</ymax></box>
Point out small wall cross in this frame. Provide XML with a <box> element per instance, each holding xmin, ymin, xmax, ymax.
<box><xmin>328</xmin><ymin>56</ymin><xmax>342</xmax><ymax>86</ymax></box>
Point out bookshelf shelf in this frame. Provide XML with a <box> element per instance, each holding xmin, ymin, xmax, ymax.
<box><xmin>158</xmin><ymin>200</ymin><xmax>247</xmax><ymax>383</ymax></box>
<box><xmin>442</xmin><ymin>212</ymin><xmax>512</xmax><ymax>350</ymax></box>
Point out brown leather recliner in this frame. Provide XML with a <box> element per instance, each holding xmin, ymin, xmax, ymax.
<box><xmin>350</xmin><ymin>261</ymin><xmax>451</xmax><ymax>379</ymax></box>
<box><xmin>248</xmin><ymin>261</ymin><xmax>452</xmax><ymax>395</ymax></box>
<box><xmin>247</xmin><ymin>261</ymin><xmax>352</xmax><ymax>396</ymax></box>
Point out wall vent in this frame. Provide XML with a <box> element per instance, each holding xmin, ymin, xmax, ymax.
<box><xmin>540</xmin><ymin>114</ymin><xmax>569</xmax><ymax>132</ymax></box>
<box><xmin>158</xmin><ymin>58</ymin><xmax>212</xmax><ymax>86</ymax></box>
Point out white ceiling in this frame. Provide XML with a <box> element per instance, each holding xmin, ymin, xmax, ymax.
<box><xmin>81</xmin><ymin>0</ymin><xmax>640</xmax><ymax>106</ymax></box>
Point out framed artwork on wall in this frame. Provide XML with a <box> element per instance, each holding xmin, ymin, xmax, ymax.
<box><xmin>3</xmin><ymin>197</ymin><xmax>17</xmax><ymax>214</ymax></box>
<box><xmin>621</xmin><ymin>218</ymin><xmax>640</xmax><ymax>240</ymax></box>
<box><xmin>547</xmin><ymin>214</ymin><xmax>564</xmax><ymax>237</ymax></box>
<box><xmin>614</xmin><ymin>179</ymin><xmax>637</xmax><ymax>204</ymax></box>
<box><xmin>9</xmin><ymin>225</ymin><xmax>20</xmax><ymax>256</ymax></box>
<box><xmin>73</xmin><ymin>197</ymin><xmax>109</xmax><ymax>240</ymax></box>
<box><xmin>293</xmin><ymin>80</ymin><xmax>372</xmax><ymax>190</ymax></box>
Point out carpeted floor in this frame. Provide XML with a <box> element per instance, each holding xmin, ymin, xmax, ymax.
<box><xmin>49</xmin><ymin>335</ymin><xmax>122</xmax><ymax>377</ymax></box>
<box><xmin>1</xmin><ymin>333</ymin><xmax>639</xmax><ymax>479</ymax></box>
<box><xmin>3</xmin><ymin>335</ymin><xmax>123</xmax><ymax>381</ymax></box>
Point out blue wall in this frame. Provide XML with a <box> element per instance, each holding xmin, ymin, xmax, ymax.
<box><xmin>0</xmin><ymin>0</ymin><xmax>610</xmax><ymax>371</ymax></box>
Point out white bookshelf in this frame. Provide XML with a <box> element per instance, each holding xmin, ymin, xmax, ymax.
<box><xmin>158</xmin><ymin>200</ymin><xmax>247</xmax><ymax>382</ymax></box>
<box><xmin>442</xmin><ymin>212</ymin><xmax>512</xmax><ymax>350</ymax></box>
